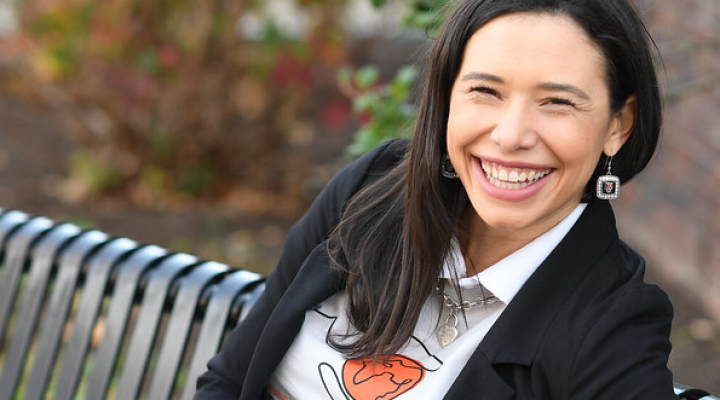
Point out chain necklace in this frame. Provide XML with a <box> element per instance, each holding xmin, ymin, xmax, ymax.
<box><xmin>436</xmin><ymin>279</ymin><xmax>499</xmax><ymax>348</ymax></box>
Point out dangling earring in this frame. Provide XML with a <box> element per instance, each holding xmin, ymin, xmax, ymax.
<box><xmin>442</xmin><ymin>154</ymin><xmax>459</xmax><ymax>179</ymax></box>
<box><xmin>596</xmin><ymin>154</ymin><xmax>620</xmax><ymax>200</ymax></box>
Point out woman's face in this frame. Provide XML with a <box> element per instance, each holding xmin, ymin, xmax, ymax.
<box><xmin>446</xmin><ymin>12</ymin><xmax>634</xmax><ymax>241</ymax></box>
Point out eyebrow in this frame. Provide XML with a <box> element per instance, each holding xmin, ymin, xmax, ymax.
<box><xmin>459</xmin><ymin>72</ymin><xmax>590</xmax><ymax>100</ymax></box>
<box><xmin>537</xmin><ymin>82</ymin><xmax>590</xmax><ymax>100</ymax></box>
<box><xmin>459</xmin><ymin>72</ymin><xmax>504</xmax><ymax>83</ymax></box>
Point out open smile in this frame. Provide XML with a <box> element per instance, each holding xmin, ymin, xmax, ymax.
<box><xmin>480</xmin><ymin>160</ymin><xmax>554</xmax><ymax>190</ymax></box>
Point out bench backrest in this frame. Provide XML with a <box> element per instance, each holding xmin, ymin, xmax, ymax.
<box><xmin>0</xmin><ymin>208</ymin><xmax>264</xmax><ymax>400</ymax></box>
<box><xmin>0</xmin><ymin>208</ymin><xmax>717</xmax><ymax>399</ymax></box>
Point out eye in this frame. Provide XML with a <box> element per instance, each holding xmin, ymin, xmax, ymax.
<box><xmin>546</xmin><ymin>97</ymin><xmax>578</xmax><ymax>107</ymax></box>
<box><xmin>469</xmin><ymin>85</ymin><xmax>501</xmax><ymax>99</ymax></box>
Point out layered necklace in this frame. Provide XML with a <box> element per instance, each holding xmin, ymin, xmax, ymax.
<box><xmin>436</xmin><ymin>278</ymin><xmax>499</xmax><ymax>348</ymax></box>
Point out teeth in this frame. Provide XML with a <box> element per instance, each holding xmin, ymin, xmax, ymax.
<box><xmin>481</xmin><ymin>161</ymin><xmax>551</xmax><ymax>189</ymax></box>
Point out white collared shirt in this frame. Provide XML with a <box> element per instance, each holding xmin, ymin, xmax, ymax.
<box><xmin>442</xmin><ymin>202</ymin><xmax>587</xmax><ymax>305</ymax></box>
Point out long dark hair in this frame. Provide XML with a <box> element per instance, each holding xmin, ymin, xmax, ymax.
<box><xmin>328</xmin><ymin>0</ymin><xmax>663</xmax><ymax>358</ymax></box>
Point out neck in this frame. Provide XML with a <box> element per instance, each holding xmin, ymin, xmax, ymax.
<box><xmin>458</xmin><ymin>210</ymin><xmax>540</xmax><ymax>275</ymax></box>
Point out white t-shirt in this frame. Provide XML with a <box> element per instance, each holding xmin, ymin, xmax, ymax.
<box><xmin>267</xmin><ymin>204</ymin><xmax>586</xmax><ymax>400</ymax></box>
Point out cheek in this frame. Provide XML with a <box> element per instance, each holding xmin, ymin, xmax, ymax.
<box><xmin>540</xmin><ymin>115</ymin><xmax>607</xmax><ymax>164</ymax></box>
<box><xmin>552</xmin><ymin>128</ymin><xmax>607</xmax><ymax>174</ymax></box>
<box><xmin>446</xmin><ymin>100</ymin><xmax>464</xmax><ymax>136</ymax></box>
<box><xmin>446</xmin><ymin>111</ymin><xmax>466</xmax><ymax>150</ymax></box>
<box><xmin>447</xmin><ymin>102</ymin><xmax>487</xmax><ymax>147</ymax></box>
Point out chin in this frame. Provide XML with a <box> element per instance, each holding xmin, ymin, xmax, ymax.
<box><xmin>481</xmin><ymin>215</ymin><xmax>534</xmax><ymax>232</ymax></box>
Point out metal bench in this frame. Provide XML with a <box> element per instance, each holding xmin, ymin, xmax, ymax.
<box><xmin>0</xmin><ymin>208</ymin><xmax>265</xmax><ymax>400</ymax></box>
<box><xmin>0</xmin><ymin>208</ymin><xmax>716</xmax><ymax>399</ymax></box>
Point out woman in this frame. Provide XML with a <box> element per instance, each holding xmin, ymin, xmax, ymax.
<box><xmin>195</xmin><ymin>0</ymin><xmax>675</xmax><ymax>398</ymax></box>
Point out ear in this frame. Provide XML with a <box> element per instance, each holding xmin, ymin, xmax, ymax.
<box><xmin>604</xmin><ymin>95</ymin><xmax>637</xmax><ymax>156</ymax></box>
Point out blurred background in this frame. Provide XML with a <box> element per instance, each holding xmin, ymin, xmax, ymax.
<box><xmin>0</xmin><ymin>0</ymin><xmax>717</xmax><ymax>392</ymax></box>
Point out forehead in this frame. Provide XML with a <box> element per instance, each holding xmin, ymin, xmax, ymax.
<box><xmin>459</xmin><ymin>12</ymin><xmax>607</xmax><ymax>85</ymax></box>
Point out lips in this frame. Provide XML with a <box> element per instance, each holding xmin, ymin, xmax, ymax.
<box><xmin>471</xmin><ymin>157</ymin><xmax>554</xmax><ymax>202</ymax></box>
<box><xmin>480</xmin><ymin>160</ymin><xmax>553</xmax><ymax>190</ymax></box>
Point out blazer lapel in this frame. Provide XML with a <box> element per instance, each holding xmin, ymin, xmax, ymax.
<box><xmin>450</xmin><ymin>202</ymin><xmax>618</xmax><ymax>396</ymax></box>
<box><xmin>241</xmin><ymin>243</ymin><xmax>345</xmax><ymax>400</ymax></box>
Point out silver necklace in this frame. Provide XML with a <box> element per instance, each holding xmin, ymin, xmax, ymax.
<box><xmin>436</xmin><ymin>279</ymin><xmax>498</xmax><ymax>348</ymax></box>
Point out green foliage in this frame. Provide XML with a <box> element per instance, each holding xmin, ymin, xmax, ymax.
<box><xmin>69</xmin><ymin>151</ymin><xmax>123</xmax><ymax>194</ymax></box>
<box><xmin>402</xmin><ymin>0</ymin><xmax>450</xmax><ymax>33</ymax></box>
<box><xmin>341</xmin><ymin>65</ymin><xmax>419</xmax><ymax>155</ymax></box>
<box><xmin>344</xmin><ymin>0</ymin><xmax>448</xmax><ymax>155</ymax></box>
<box><xmin>177</xmin><ymin>164</ymin><xmax>216</xmax><ymax>196</ymax></box>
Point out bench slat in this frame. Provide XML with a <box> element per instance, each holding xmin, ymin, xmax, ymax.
<box><xmin>180</xmin><ymin>269</ymin><xmax>262</xmax><ymax>400</ymax></box>
<box><xmin>235</xmin><ymin>281</ymin><xmax>266</xmax><ymax>323</ymax></box>
<box><xmin>84</xmin><ymin>244</ymin><xmax>168</xmax><ymax>399</ymax></box>
<box><xmin>145</xmin><ymin>261</ymin><xmax>229</xmax><ymax>400</ymax></box>
<box><xmin>53</xmin><ymin>237</ymin><xmax>139</xmax><ymax>400</ymax></box>
<box><xmin>23</xmin><ymin>230</ymin><xmax>109</xmax><ymax>400</ymax></box>
<box><xmin>0</xmin><ymin>223</ymin><xmax>80</xmax><ymax>400</ymax></box>
<box><xmin>0</xmin><ymin>210</ymin><xmax>29</xmax><ymax>260</ymax></box>
<box><xmin>114</xmin><ymin>252</ymin><xmax>199</xmax><ymax>400</ymax></box>
<box><xmin>0</xmin><ymin>216</ymin><xmax>53</xmax><ymax>347</ymax></box>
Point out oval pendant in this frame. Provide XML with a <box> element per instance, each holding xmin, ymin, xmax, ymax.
<box><xmin>437</xmin><ymin>324</ymin><xmax>458</xmax><ymax>348</ymax></box>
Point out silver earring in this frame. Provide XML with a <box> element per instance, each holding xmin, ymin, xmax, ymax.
<box><xmin>442</xmin><ymin>154</ymin><xmax>459</xmax><ymax>179</ymax></box>
<box><xmin>596</xmin><ymin>155</ymin><xmax>620</xmax><ymax>200</ymax></box>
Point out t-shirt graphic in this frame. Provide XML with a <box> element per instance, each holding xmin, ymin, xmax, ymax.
<box><xmin>314</xmin><ymin>307</ymin><xmax>443</xmax><ymax>400</ymax></box>
<box><xmin>269</xmin><ymin>288</ymin><xmax>504</xmax><ymax>400</ymax></box>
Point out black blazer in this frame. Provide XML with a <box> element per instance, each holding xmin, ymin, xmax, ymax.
<box><xmin>195</xmin><ymin>139</ymin><xmax>676</xmax><ymax>400</ymax></box>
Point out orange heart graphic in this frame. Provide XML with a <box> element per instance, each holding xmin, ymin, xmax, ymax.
<box><xmin>342</xmin><ymin>355</ymin><xmax>426</xmax><ymax>400</ymax></box>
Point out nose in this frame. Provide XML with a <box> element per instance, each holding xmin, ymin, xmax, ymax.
<box><xmin>489</xmin><ymin>101</ymin><xmax>538</xmax><ymax>152</ymax></box>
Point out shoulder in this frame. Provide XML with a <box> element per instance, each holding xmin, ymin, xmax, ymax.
<box><xmin>595</xmin><ymin>238</ymin><xmax>673</xmax><ymax>331</ymax></box>
<box><xmin>310</xmin><ymin>138</ymin><xmax>408</xmax><ymax>218</ymax></box>
<box><xmin>567</xmin><ymin>275</ymin><xmax>674</xmax><ymax>399</ymax></box>
<box><xmin>564</xmin><ymin>240</ymin><xmax>675</xmax><ymax>398</ymax></box>
<box><xmin>571</xmin><ymin>234</ymin><xmax>672</xmax><ymax>333</ymax></box>
<box><xmin>598</xmin><ymin>238</ymin><xmax>671</xmax><ymax>315</ymax></box>
<box><xmin>370</xmin><ymin>137</ymin><xmax>410</xmax><ymax>168</ymax></box>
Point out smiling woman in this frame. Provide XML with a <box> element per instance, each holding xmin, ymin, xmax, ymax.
<box><xmin>195</xmin><ymin>1</ymin><xmax>673</xmax><ymax>399</ymax></box>
<box><xmin>446</xmin><ymin>13</ymin><xmax>637</xmax><ymax>267</ymax></box>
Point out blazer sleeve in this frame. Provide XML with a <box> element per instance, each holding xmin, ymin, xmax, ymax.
<box><xmin>569</xmin><ymin>281</ymin><xmax>676</xmax><ymax>400</ymax></box>
<box><xmin>193</xmin><ymin>139</ymin><xmax>407</xmax><ymax>399</ymax></box>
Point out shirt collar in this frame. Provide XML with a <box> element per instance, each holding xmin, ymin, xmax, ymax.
<box><xmin>441</xmin><ymin>203</ymin><xmax>587</xmax><ymax>304</ymax></box>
